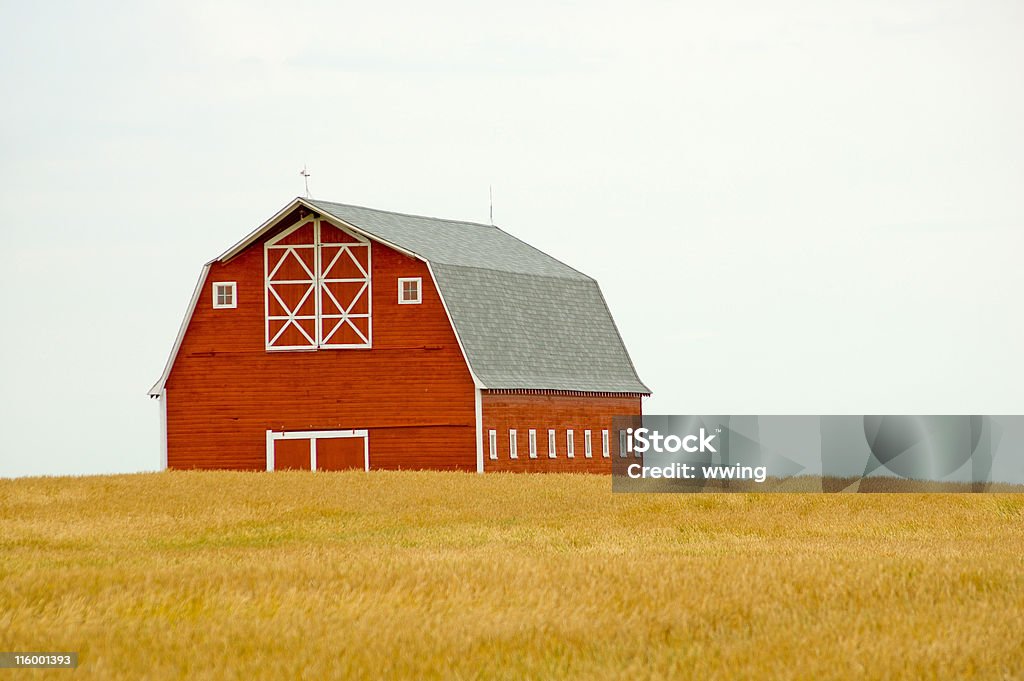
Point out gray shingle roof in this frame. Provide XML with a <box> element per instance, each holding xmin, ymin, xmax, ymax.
<box><xmin>307</xmin><ymin>199</ymin><xmax>650</xmax><ymax>394</ymax></box>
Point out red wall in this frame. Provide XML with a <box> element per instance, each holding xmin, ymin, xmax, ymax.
<box><xmin>165</xmin><ymin>210</ymin><xmax>477</xmax><ymax>471</ymax></box>
<box><xmin>481</xmin><ymin>392</ymin><xmax>642</xmax><ymax>473</ymax></box>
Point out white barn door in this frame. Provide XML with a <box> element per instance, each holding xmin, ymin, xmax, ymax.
<box><xmin>265</xmin><ymin>217</ymin><xmax>371</xmax><ymax>350</ymax></box>
<box><xmin>265</xmin><ymin>218</ymin><xmax>318</xmax><ymax>350</ymax></box>
<box><xmin>318</xmin><ymin>222</ymin><xmax>371</xmax><ymax>348</ymax></box>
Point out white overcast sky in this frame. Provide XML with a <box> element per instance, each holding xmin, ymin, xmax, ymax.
<box><xmin>1</xmin><ymin>1</ymin><xmax>1021</xmax><ymax>478</ymax></box>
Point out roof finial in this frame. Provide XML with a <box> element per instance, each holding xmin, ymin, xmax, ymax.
<box><xmin>489</xmin><ymin>184</ymin><xmax>494</xmax><ymax>226</ymax></box>
<box><xmin>300</xmin><ymin>165</ymin><xmax>311</xmax><ymax>198</ymax></box>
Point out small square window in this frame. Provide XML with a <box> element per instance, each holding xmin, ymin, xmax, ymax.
<box><xmin>398</xmin><ymin>277</ymin><xmax>422</xmax><ymax>305</ymax></box>
<box><xmin>212</xmin><ymin>282</ymin><xmax>237</xmax><ymax>309</ymax></box>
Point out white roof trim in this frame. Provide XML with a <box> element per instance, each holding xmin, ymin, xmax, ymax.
<box><xmin>148</xmin><ymin>197</ymin><xmax>484</xmax><ymax>398</ymax></box>
<box><xmin>148</xmin><ymin>262</ymin><xmax>212</xmax><ymax>396</ymax></box>
<box><xmin>217</xmin><ymin>197</ymin><xmax>420</xmax><ymax>262</ymax></box>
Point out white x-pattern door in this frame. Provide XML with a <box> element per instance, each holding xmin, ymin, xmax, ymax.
<box><xmin>265</xmin><ymin>217</ymin><xmax>371</xmax><ymax>350</ymax></box>
<box><xmin>318</xmin><ymin>222</ymin><xmax>371</xmax><ymax>348</ymax></box>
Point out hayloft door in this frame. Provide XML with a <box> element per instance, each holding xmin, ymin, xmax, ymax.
<box><xmin>265</xmin><ymin>217</ymin><xmax>372</xmax><ymax>351</ymax></box>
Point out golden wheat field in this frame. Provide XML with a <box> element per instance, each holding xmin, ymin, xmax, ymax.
<box><xmin>1</xmin><ymin>472</ymin><xmax>1023</xmax><ymax>680</ymax></box>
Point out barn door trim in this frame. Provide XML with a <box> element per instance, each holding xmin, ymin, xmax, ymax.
<box><xmin>264</xmin><ymin>217</ymin><xmax>318</xmax><ymax>350</ymax></box>
<box><xmin>265</xmin><ymin>429</ymin><xmax>370</xmax><ymax>472</ymax></box>
<box><xmin>264</xmin><ymin>216</ymin><xmax>372</xmax><ymax>351</ymax></box>
<box><xmin>317</xmin><ymin>219</ymin><xmax>373</xmax><ymax>349</ymax></box>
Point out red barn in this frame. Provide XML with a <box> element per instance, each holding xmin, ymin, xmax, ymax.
<box><xmin>149</xmin><ymin>197</ymin><xmax>649</xmax><ymax>472</ymax></box>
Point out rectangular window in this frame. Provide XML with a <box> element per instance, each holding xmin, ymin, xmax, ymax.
<box><xmin>488</xmin><ymin>429</ymin><xmax>497</xmax><ymax>460</ymax></box>
<box><xmin>548</xmin><ymin>429</ymin><xmax>556</xmax><ymax>458</ymax></box>
<box><xmin>398</xmin><ymin>277</ymin><xmax>422</xmax><ymax>304</ymax></box>
<box><xmin>566</xmin><ymin>430</ymin><xmax>575</xmax><ymax>458</ymax></box>
<box><xmin>212</xmin><ymin>282</ymin><xmax>237</xmax><ymax>309</ymax></box>
<box><xmin>528</xmin><ymin>430</ymin><xmax>537</xmax><ymax>459</ymax></box>
<box><xmin>619</xmin><ymin>430</ymin><xmax>629</xmax><ymax>458</ymax></box>
<box><xmin>509</xmin><ymin>430</ymin><xmax>518</xmax><ymax>459</ymax></box>
<box><xmin>584</xmin><ymin>430</ymin><xmax>592</xmax><ymax>458</ymax></box>
<box><xmin>602</xmin><ymin>430</ymin><xmax>610</xmax><ymax>458</ymax></box>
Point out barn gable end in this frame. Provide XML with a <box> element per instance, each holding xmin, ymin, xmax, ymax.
<box><xmin>159</xmin><ymin>206</ymin><xmax>478</xmax><ymax>471</ymax></box>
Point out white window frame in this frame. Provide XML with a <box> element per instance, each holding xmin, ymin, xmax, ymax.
<box><xmin>619</xmin><ymin>430</ymin><xmax>630</xmax><ymax>458</ymax></box>
<box><xmin>488</xmin><ymin>429</ymin><xmax>497</xmax><ymax>460</ymax></box>
<box><xmin>584</xmin><ymin>430</ymin><xmax>592</xmax><ymax>458</ymax></box>
<box><xmin>602</xmin><ymin>429</ymin><xmax>610</xmax><ymax>458</ymax></box>
<box><xmin>548</xmin><ymin>429</ymin><xmax>556</xmax><ymax>458</ymax></box>
<box><xmin>398</xmin><ymin>277</ymin><xmax>422</xmax><ymax>305</ymax></box>
<box><xmin>212</xmin><ymin>281</ymin><xmax>237</xmax><ymax>309</ymax></box>
<box><xmin>509</xmin><ymin>430</ymin><xmax>518</xmax><ymax>459</ymax></box>
<box><xmin>566</xmin><ymin>430</ymin><xmax>574</xmax><ymax>458</ymax></box>
<box><xmin>528</xmin><ymin>429</ymin><xmax>537</xmax><ymax>459</ymax></box>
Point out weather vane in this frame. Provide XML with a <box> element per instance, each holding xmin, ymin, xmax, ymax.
<box><xmin>300</xmin><ymin>165</ymin><xmax>311</xmax><ymax>198</ymax></box>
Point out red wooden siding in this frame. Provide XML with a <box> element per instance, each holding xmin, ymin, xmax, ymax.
<box><xmin>274</xmin><ymin>439</ymin><xmax>311</xmax><ymax>471</ymax></box>
<box><xmin>315</xmin><ymin>438</ymin><xmax>364</xmax><ymax>471</ymax></box>
<box><xmin>165</xmin><ymin>210</ymin><xmax>476</xmax><ymax>471</ymax></box>
<box><xmin>481</xmin><ymin>392</ymin><xmax>642</xmax><ymax>473</ymax></box>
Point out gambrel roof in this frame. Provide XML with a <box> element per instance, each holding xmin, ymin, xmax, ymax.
<box><xmin>149</xmin><ymin>197</ymin><xmax>649</xmax><ymax>396</ymax></box>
